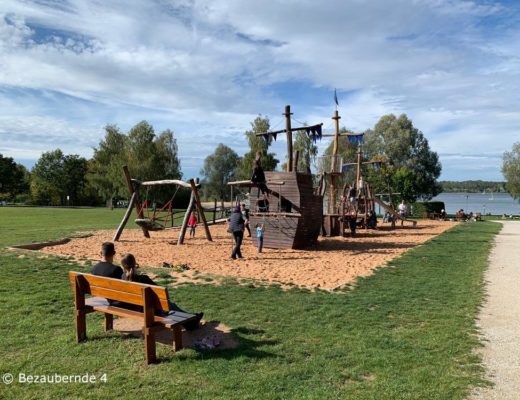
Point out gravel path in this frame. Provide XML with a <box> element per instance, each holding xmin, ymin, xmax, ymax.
<box><xmin>471</xmin><ymin>221</ymin><xmax>520</xmax><ymax>399</ymax></box>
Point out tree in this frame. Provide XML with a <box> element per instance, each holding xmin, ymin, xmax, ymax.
<box><xmin>88</xmin><ymin>121</ymin><xmax>182</xmax><ymax>205</ymax></box>
<box><xmin>502</xmin><ymin>142</ymin><xmax>520</xmax><ymax>200</ymax></box>
<box><xmin>281</xmin><ymin>127</ymin><xmax>319</xmax><ymax>173</ymax></box>
<box><xmin>88</xmin><ymin>125</ymin><xmax>128</xmax><ymax>202</ymax></box>
<box><xmin>0</xmin><ymin>154</ymin><xmax>29</xmax><ymax>201</ymax></box>
<box><xmin>31</xmin><ymin>150</ymin><xmax>90</xmax><ymax>205</ymax></box>
<box><xmin>363</xmin><ymin>114</ymin><xmax>442</xmax><ymax>202</ymax></box>
<box><xmin>200</xmin><ymin>144</ymin><xmax>240</xmax><ymax>201</ymax></box>
<box><xmin>236</xmin><ymin>116</ymin><xmax>279</xmax><ymax>180</ymax></box>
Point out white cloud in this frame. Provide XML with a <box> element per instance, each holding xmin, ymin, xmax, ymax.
<box><xmin>0</xmin><ymin>0</ymin><xmax>518</xmax><ymax>180</ymax></box>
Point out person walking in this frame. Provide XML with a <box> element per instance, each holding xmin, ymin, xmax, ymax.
<box><xmin>229</xmin><ymin>206</ymin><xmax>245</xmax><ymax>260</ymax></box>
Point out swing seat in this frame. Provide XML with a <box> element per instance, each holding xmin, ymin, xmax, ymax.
<box><xmin>134</xmin><ymin>218</ymin><xmax>165</xmax><ymax>231</ymax></box>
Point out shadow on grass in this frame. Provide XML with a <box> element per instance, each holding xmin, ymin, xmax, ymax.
<box><xmin>91</xmin><ymin>320</ymin><xmax>278</xmax><ymax>362</ymax></box>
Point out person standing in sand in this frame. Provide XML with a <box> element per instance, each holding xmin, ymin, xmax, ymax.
<box><xmin>229</xmin><ymin>206</ymin><xmax>245</xmax><ymax>260</ymax></box>
<box><xmin>241</xmin><ymin>203</ymin><xmax>251</xmax><ymax>237</ymax></box>
<box><xmin>256</xmin><ymin>223</ymin><xmax>264</xmax><ymax>253</ymax></box>
<box><xmin>398</xmin><ymin>200</ymin><xmax>407</xmax><ymax>226</ymax></box>
<box><xmin>188</xmin><ymin>210</ymin><xmax>198</xmax><ymax>238</ymax></box>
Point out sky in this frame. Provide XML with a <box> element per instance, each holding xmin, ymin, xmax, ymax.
<box><xmin>1</xmin><ymin>0</ymin><xmax>519</xmax><ymax>181</ymax></box>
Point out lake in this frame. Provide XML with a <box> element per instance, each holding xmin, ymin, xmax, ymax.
<box><xmin>431</xmin><ymin>192</ymin><xmax>520</xmax><ymax>216</ymax></box>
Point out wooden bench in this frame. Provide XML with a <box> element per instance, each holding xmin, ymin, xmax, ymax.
<box><xmin>69</xmin><ymin>271</ymin><xmax>197</xmax><ymax>364</ymax></box>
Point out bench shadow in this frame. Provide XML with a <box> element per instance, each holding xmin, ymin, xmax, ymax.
<box><xmin>112</xmin><ymin>320</ymin><xmax>277</xmax><ymax>361</ymax></box>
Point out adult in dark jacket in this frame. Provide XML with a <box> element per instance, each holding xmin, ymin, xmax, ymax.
<box><xmin>91</xmin><ymin>242</ymin><xmax>123</xmax><ymax>279</ymax></box>
<box><xmin>91</xmin><ymin>242</ymin><xmax>123</xmax><ymax>306</ymax></box>
<box><xmin>229</xmin><ymin>206</ymin><xmax>245</xmax><ymax>259</ymax></box>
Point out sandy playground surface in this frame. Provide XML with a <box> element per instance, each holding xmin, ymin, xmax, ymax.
<box><xmin>40</xmin><ymin>220</ymin><xmax>456</xmax><ymax>290</ymax></box>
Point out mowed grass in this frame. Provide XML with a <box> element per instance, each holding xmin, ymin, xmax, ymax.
<box><xmin>0</xmin><ymin>207</ymin><xmax>500</xmax><ymax>399</ymax></box>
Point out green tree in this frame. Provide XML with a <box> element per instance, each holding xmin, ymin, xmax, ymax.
<box><xmin>200</xmin><ymin>144</ymin><xmax>240</xmax><ymax>201</ymax></box>
<box><xmin>364</xmin><ymin>114</ymin><xmax>442</xmax><ymax>202</ymax></box>
<box><xmin>88</xmin><ymin>125</ymin><xmax>129</xmax><ymax>202</ymax></box>
<box><xmin>281</xmin><ymin>128</ymin><xmax>319</xmax><ymax>173</ymax></box>
<box><xmin>89</xmin><ymin>121</ymin><xmax>182</xmax><ymax>205</ymax></box>
<box><xmin>502</xmin><ymin>142</ymin><xmax>520</xmax><ymax>200</ymax></box>
<box><xmin>236</xmin><ymin>116</ymin><xmax>279</xmax><ymax>180</ymax></box>
<box><xmin>0</xmin><ymin>154</ymin><xmax>29</xmax><ymax>201</ymax></box>
<box><xmin>31</xmin><ymin>150</ymin><xmax>90</xmax><ymax>205</ymax></box>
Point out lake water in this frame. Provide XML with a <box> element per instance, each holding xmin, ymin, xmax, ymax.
<box><xmin>431</xmin><ymin>192</ymin><xmax>520</xmax><ymax>216</ymax></box>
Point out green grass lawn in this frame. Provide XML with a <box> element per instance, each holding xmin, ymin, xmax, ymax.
<box><xmin>0</xmin><ymin>207</ymin><xmax>500</xmax><ymax>399</ymax></box>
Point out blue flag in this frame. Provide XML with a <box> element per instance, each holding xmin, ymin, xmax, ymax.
<box><xmin>334</xmin><ymin>89</ymin><xmax>339</xmax><ymax>107</ymax></box>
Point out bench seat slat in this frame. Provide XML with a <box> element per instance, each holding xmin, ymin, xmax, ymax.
<box><xmin>85</xmin><ymin>297</ymin><xmax>196</xmax><ymax>326</ymax></box>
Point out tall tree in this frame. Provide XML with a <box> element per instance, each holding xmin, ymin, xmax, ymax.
<box><xmin>363</xmin><ymin>114</ymin><xmax>442</xmax><ymax>202</ymax></box>
<box><xmin>236</xmin><ymin>116</ymin><xmax>279</xmax><ymax>180</ymax></box>
<box><xmin>0</xmin><ymin>154</ymin><xmax>29</xmax><ymax>201</ymax></box>
<box><xmin>31</xmin><ymin>150</ymin><xmax>89</xmax><ymax>205</ymax></box>
<box><xmin>502</xmin><ymin>142</ymin><xmax>520</xmax><ymax>200</ymax></box>
<box><xmin>89</xmin><ymin>121</ymin><xmax>182</xmax><ymax>204</ymax></box>
<box><xmin>88</xmin><ymin>125</ymin><xmax>128</xmax><ymax>202</ymax></box>
<box><xmin>200</xmin><ymin>144</ymin><xmax>240</xmax><ymax>201</ymax></box>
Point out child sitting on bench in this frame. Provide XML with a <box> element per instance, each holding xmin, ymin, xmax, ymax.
<box><xmin>120</xmin><ymin>253</ymin><xmax>203</xmax><ymax>331</ymax></box>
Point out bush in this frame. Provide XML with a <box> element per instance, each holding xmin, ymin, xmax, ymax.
<box><xmin>412</xmin><ymin>201</ymin><xmax>445</xmax><ymax>218</ymax></box>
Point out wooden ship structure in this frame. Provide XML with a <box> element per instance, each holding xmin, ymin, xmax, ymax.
<box><xmin>228</xmin><ymin>106</ymin><xmax>323</xmax><ymax>249</ymax></box>
<box><xmin>318</xmin><ymin>110</ymin><xmax>377</xmax><ymax>237</ymax></box>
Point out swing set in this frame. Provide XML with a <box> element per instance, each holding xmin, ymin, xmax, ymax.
<box><xmin>113</xmin><ymin>166</ymin><xmax>212</xmax><ymax>244</ymax></box>
<box><xmin>134</xmin><ymin>185</ymin><xmax>180</xmax><ymax>231</ymax></box>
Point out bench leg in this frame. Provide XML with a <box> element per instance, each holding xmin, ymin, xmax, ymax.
<box><xmin>104</xmin><ymin>314</ymin><xmax>113</xmax><ymax>332</ymax></box>
<box><xmin>75</xmin><ymin>310</ymin><xmax>87</xmax><ymax>342</ymax></box>
<box><xmin>173</xmin><ymin>325</ymin><xmax>183</xmax><ymax>352</ymax></box>
<box><xmin>144</xmin><ymin>327</ymin><xmax>156</xmax><ymax>365</ymax></box>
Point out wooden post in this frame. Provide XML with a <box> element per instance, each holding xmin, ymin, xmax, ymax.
<box><xmin>73</xmin><ymin>276</ymin><xmax>87</xmax><ymax>342</ymax></box>
<box><xmin>142</xmin><ymin>287</ymin><xmax>156</xmax><ymax>365</ymax></box>
<box><xmin>356</xmin><ymin>147</ymin><xmax>362</xmax><ymax>193</ymax></box>
<box><xmin>113</xmin><ymin>191</ymin><xmax>138</xmax><ymax>241</ymax></box>
<box><xmin>104</xmin><ymin>314</ymin><xmax>113</xmax><ymax>332</ymax></box>
<box><xmin>329</xmin><ymin>110</ymin><xmax>341</xmax><ymax>214</ymax></box>
<box><xmin>173</xmin><ymin>325</ymin><xmax>183</xmax><ymax>352</ymax></box>
<box><xmin>177</xmin><ymin>180</ymin><xmax>197</xmax><ymax>245</ymax></box>
<box><xmin>285</xmin><ymin>105</ymin><xmax>293</xmax><ymax>172</ymax></box>
<box><xmin>123</xmin><ymin>165</ymin><xmax>150</xmax><ymax>238</ymax></box>
<box><xmin>190</xmin><ymin>179</ymin><xmax>213</xmax><ymax>242</ymax></box>
<box><xmin>213</xmin><ymin>198</ymin><xmax>217</xmax><ymax>224</ymax></box>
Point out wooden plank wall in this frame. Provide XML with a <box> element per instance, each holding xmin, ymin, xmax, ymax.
<box><xmin>248</xmin><ymin>172</ymin><xmax>323</xmax><ymax>249</ymax></box>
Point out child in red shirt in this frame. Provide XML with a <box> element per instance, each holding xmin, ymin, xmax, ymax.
<box><xmin>188</xmin><ymin>211</ymin><xmax>198</xmax><ymax>238</ymax></box>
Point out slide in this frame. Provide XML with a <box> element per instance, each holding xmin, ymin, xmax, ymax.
<box><xmin>373</xmin><ymin>197</ymin><xmax>417</xmax><ymax>227</ymax></box>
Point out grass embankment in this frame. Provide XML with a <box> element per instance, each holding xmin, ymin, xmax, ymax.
<box><xmin>0</xmin><ymin>207</ymin><xmax>500</xmax><ymax>399</ymax></box>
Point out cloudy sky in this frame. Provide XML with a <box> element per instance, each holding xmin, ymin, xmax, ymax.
<box><xmin>1</xmin><ymin>0</ymin><xmax>519</xmax><ymax>181</ymax></box>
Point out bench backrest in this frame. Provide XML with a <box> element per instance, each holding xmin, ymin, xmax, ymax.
<box><xmin>69</xmin><ymin>271</ymin><xmax>170</xmax><ymax>312</ymax></box>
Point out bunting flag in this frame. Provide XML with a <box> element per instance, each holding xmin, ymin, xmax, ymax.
<box><xmin>262</xmin><ymin>132</ymin><xmax>278</xmax><ymax>143</ymax></box>
<box><xmin>341</xmin><ymin>163</ymin><xmax>355</xmax><ymax>172</ymax></box>
<box><xmin>347</xmin><ymin>134</ymin><xmax>364</xmax><ymax>145</ymax></box>
<box><xmin>305</xmin><ymin>125</ymin><xmax>323</xmax><ymax>143</ymax></box>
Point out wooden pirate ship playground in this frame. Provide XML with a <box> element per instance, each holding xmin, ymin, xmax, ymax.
<box><xmin>228</xmin><ymin>106</ymin><xmax>323</xmax><ymax>250</ymax></box>
<box><xmin>112</xmin><ymin>103</ymin><xmax>416</xmax><ymax>250</ymax></box>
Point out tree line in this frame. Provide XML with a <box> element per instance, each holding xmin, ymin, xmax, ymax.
<box><xmin>439</xmin><ymin>181</ymin><xmax>507</xmax><ymax>193</ymax></box>
<box><xmin>0</xmin><ymin>121</ymin><xmax>182</xmax><ymax>206</ymax></box>
<box><xmin>3</xmin><ymin>113</ymin><xmax>518</xmax><ymax>207</ymax></box>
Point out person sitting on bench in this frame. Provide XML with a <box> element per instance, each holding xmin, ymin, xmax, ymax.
<box><xmin>91</xmin><ymin>242</ymin><xmax>123</xmax><ymax>279</ymax></box>
<box><xmin>120</xmin><ymin>253</ymin><xmax>203</xmax><ymax>331</ymax></box>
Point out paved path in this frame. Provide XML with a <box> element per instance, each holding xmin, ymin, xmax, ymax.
<box><xmin>471</xmin><ymin>221</ymin><xmax>520</xmax><ymax>399</ymax></box>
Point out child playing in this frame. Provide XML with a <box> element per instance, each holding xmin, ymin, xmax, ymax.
<box><xmin>188</xmin><ymin>210</ymin><xmax>197</xmax><ymax>238</ymax></box>
<box><xmin>256</xmin><ymin>223</ymin><xmax>264</xmax><ymax>253</ymax></box>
